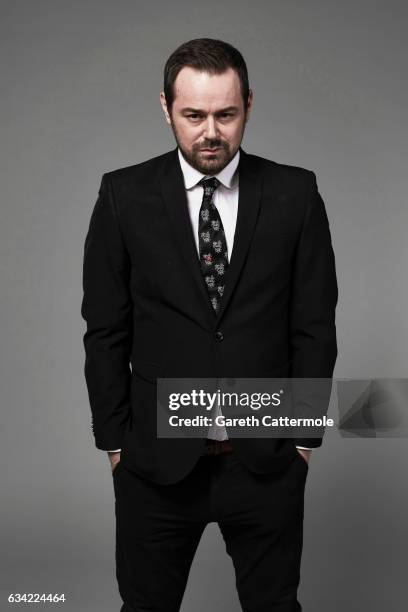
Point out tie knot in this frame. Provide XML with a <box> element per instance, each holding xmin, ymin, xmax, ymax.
<box><xmin>200</xmin><ymin>177</ymin><xmax>220</xmax><ymax>198</ymax></box>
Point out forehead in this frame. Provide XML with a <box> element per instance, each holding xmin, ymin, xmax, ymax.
<box><xmin>172</xmin><ymin>66</ymin><xmax>242</xmax><ymax>109</ymax></box>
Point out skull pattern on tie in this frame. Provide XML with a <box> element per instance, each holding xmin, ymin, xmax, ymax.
<box><xmin>198</xmin><ymin>177</ymin><xmax>229</xmax><ymax>314</ymax></box>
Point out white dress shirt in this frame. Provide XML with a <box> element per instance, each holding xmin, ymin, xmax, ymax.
<box><xmin>106</xmin><ymin>148</ymin><xmax>312</xmax><ymax>451</ymax></box>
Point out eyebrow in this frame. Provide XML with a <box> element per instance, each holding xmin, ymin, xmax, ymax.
<box><xmin>181</xmin><ymin>106</ymin><xmax>239</xmax><ymax>114</ymax></box>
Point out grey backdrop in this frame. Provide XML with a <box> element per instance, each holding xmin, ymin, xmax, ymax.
<box><xmin>1</xmin><ymin>1</ymin><xmax>407</xmax><ymax>610</ymax></box>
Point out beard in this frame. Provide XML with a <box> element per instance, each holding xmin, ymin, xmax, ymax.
<box><xmin>171</xmin><ymin>122</ymin><xmax>241</xmax><ymax>175</ymax></box>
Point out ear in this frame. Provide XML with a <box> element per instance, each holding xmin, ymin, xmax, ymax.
<box><xmin>160</xmin><ymin>92</ymin><xmax>172</xmax><ymax>125</ymax></box>
<box><xmin>245</xmin><ymin>88</ymin><xmax>253</xmax><ymax>122</ymax></box>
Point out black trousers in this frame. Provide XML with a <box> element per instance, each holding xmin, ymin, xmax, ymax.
<box><xmin>113</xmin><ymin>449</ymin><xmax>309</xmax><ymax>612</ymax></box>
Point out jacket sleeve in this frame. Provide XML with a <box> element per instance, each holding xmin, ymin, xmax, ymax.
<box><xmin>290</xmin><ymin>171</ymin><xmax>338</xmax><ymax>448</ymax></box>
<box><xmin>81</xmin><ymin>173</ymin><xmax>132</xmax><ymax>450</ymax></box>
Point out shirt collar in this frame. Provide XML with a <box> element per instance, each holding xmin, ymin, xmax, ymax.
<box><xmin>177</xmin><ymin>147</ymin><xmax>240</xmax><ymax>190</ymax></box>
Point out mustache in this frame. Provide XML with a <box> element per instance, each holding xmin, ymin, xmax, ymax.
<box><xmin>196</xmin><ymin>140</ymin><xmax>229</xmax><ymax>151</ymax></box>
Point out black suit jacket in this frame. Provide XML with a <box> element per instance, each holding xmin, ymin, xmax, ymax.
<box><xmin>81</xmin><ymin>146</ymin><xmax>338</xmax><ymax>484</ymax></box>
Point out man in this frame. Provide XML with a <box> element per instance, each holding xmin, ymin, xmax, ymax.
<box><xmin>81</xmin><ymin>38</ymin><xmax>338</xmax><ymax>612</ymax></box>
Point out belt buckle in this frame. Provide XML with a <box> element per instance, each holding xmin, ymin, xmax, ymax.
<box><xmin>205</xmin><ymin>440</ymin><xmax>220</xmax><ymax>455</ymax></box>
<box><xmin>205</xmin><ymin>440</ymin><xmax>230</xmax><ymax>456</ymax></box>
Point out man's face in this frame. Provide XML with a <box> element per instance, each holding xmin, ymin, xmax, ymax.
<box><xmin>160</xmin><ymin>66</ymin><xmax>252</xmax><ymax>174</ymax></box>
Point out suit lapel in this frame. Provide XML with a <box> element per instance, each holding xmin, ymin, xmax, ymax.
<box><xmin>158</xmin><ymin>146</ymin><xmax>262</xmax><ymax>328</ymax></box>
<box><xmin>215</xmin><ymin>147</ymin><xmax>262</xmax><ymax>324</ymax></box>
<box><xmin>159</xmin><ymin>148</ymin><xmax>217</xmax><ymax>326</ymax></box>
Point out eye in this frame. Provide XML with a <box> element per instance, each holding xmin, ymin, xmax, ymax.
<box><xmin>186</xmin><ymin>113</ymin><xmax>203</xmax><ymax>120</ymax></box>
<box><xmin>218</xmin><ymin>112</ymin><xmax>235</xmax><ymax>120</ymax></box>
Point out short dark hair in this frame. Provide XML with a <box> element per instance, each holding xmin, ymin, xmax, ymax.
<box><xmin>163</xmin><ymin>38</ymin><xmax>250</xmax><ymax>112</ymax></box>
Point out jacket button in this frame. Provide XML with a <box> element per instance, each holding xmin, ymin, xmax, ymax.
<box><xmin>214</xmin><ymin>330</ymin><xmax>224</xmax><ymax>341</ymax></box>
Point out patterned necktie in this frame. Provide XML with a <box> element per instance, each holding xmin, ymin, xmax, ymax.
<box><xmin>198</xmin><ymin>177</ymin><xmax>229</xmax><ymax>314</ymax></box>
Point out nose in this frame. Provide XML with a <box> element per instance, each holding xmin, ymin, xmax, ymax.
<box><xmin>203</xmin><ymin>116</ymin><xmax>218</xmax><ymax>140</ymax></box>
